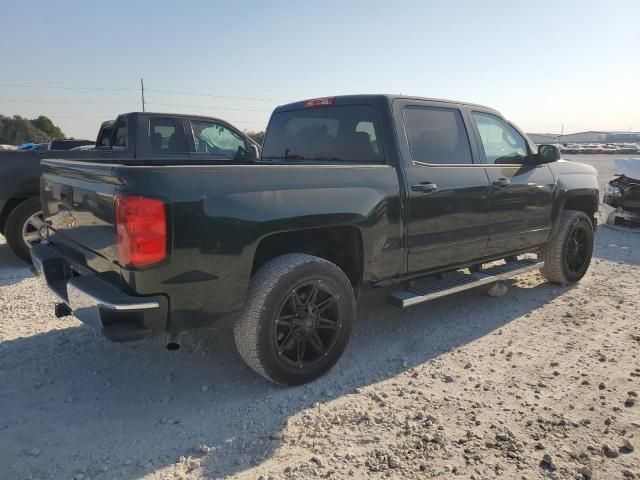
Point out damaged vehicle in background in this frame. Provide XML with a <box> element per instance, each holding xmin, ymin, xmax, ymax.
<box><xmin>601</xmin><ymin>158</ymin><xmax>640</xmax><ymax>229</ymax></box>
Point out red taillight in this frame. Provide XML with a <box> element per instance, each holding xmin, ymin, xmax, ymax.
<box><xmin>303</xmin><ymin>97</ymin><xmax>335</xmax><ymax>108</ymax></box>
<box><xmin>115</xmin><ymin>195</ymin><xmax>167</xmax><ymax>268</ymax></box>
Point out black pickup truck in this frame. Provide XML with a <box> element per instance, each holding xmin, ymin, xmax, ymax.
<box><xmin>1</xmin><ymin>114</ymin><xmax>256</xmax><ymax>262</ymax></box>
<box><xmin>31</xmin><ymin>95</ymin><xmax>599</xmax><ymax>385</ymax></box>
<box><xmin>0</xmin><ymin>121</ymin><xmax>112</xmax><ymax>261</ymax></box>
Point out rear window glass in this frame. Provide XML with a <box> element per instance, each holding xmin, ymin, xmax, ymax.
<box><xmin>261</xmin><ymin>105</ymin><xmax>384</xmax><ymax>163</ymax></box>
<box><xmin>403</xmin><ymin>107</ymin><xmax>472</xmax><ymax>164</ymax></box>
<box><xmin>150</xmin><ymin>118</ymin><xmax>180</xmax><ymax>152</ymax></box>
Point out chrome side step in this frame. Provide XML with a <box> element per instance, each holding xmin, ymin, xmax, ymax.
<box><xmin>387</xmin><ymin>258</ymin><xmax>543</xmax><ymax>308</ymax></box>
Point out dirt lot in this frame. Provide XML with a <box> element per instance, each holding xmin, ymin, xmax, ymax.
<box><xmin>1</xmin><ymin>155</ymin><xmax>639</xmax><ymax>480</ymax></box>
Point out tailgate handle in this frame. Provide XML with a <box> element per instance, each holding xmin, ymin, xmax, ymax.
<box><xmin>411</xmin><ymin>182</ymin><xmax>438</xmax><ymax>194</ymax></box>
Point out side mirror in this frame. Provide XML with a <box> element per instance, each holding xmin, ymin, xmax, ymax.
<box><xmin>249</xmin><ymin>144</ymin><xmax>261</xmax><ymax>162</ymax></box>
<box><xmin>537</xmin><ymin>144</ymin><xmax>561</xmax><ymax>163</ymax></box>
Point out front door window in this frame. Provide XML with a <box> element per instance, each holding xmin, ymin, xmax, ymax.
<box><xmin>473</xmin><ymin>112</ymin><xmax>528</xmax><ymax>164</ymax></box>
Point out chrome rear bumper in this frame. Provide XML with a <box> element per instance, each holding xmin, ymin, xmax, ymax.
<box><xmin>31</xmin><ymin>243</ymin><xmax>168</xmax><ymax>341</ymax></box>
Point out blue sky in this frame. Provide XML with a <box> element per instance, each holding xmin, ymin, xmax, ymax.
<box><xmin>1</xmin><ymin>0</ymin><xmax>638</xmax><ymax>139</ymax></box>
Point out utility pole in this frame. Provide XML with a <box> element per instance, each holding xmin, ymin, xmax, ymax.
<box><xmin>140</xmin><ymin>78</ymin><xmax>146</xmax><ymax>112</ymax></box>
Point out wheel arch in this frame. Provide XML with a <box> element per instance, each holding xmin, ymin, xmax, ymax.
<box><xmin>550</xmin><ymin>188</ymin><xmax>599</xmax><ymax>237</ymax></box>
<box><xmin>251</xmin><ymin>226</ymin><xmax>364</xmax><ymax>287</ymax></box>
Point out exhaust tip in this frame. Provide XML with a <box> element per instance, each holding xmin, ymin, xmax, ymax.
<box><xmin>166</xmin><ymin>333</ymin><xmax>181</xmax><ymax>351</ymax></box>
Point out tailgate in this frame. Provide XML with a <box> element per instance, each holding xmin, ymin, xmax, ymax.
<box><xmin>41</xmin><ymin>159</ymin><xmax>121</xmax><ymax>271</ymax></box>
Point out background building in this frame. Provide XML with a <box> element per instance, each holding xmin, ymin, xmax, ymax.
<box><xmin>527</xmin><ymin>131</ymin><xmax>640</xmax><ymax>144</ymax></box>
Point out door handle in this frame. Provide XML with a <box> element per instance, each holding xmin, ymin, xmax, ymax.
<box><xmin>411</xmin><ymin>182</ymin><xmax>438</xmax><ymax>193</ymax></box>
<box><xmin>492</xmin><ymin>178</ymin><xmax>511</xmax><ymax>188</ymax></box>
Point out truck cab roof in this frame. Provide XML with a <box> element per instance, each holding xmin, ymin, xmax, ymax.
<box><xmin>115</xmin><ymin>111</ymin><xmax>234</xmax><ymax>125</ymax></box>
<box><xmin>275</xmin><ymin>94</ymin><xmax>502</xmax><ymax>116</ymax></box>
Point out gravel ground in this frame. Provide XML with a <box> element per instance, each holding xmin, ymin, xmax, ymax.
<box><xmin>0</xmin><ymin>155</ymin><xmax>638</xmax><ymax>480</ymax></box>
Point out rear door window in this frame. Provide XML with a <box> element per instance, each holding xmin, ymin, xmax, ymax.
<box><xmin>402</xmin><ymin>106</ymin><xmax>473</xmax><ymax>164</ymax></box>
<box><xmin>261</xmin><ymin>105</ymin><xmax>384</xmax><ymax>163</ymax></box>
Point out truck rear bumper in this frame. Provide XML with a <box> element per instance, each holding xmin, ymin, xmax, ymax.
<box><xmin>31</xmin><ymin>243</ymin><xmax>168</xmax><ymax>342</ymax></box>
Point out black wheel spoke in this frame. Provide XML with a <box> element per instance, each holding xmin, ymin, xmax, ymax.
<box><xmin>316</xmin><ymin>295</ymin><xmax>336</xmax><ymax>314</ymax></box>
<box><xmin>277</xmin><ymin>329</ymin><xmax>295</xmax><ymax>353</ymax></box>
<box><xmin>291</xmin><ymin>290</ymin><xmax>305</xmax><ymax>308</ymax></box>
<box><xmin>273</xmin><ymin>281</ymin><xmax>341</xmax><ymax>368</ymax></box>
<box><xmin>306</xmin><ymin>283</ymin><xmax>319</xmax><ymax>307</ymax></box>
<box><xmin>308</xmin><ymin>332</ymin><xmax>325</xmax><ymax>354</ymax></box>
<box><xmin>296</xmin><ymin>337</ymin><xmax>306</xmax><ymax>364</ymax></box>
<box><xmin>275</xmin><ymin>314</ymin><xmax>296</xmax><ymax>327</ymax></box>
<box><xmin>570</xmin><ymin>257</ymin><xmax>578</xmax><ymax>271</ymax></box>
<box><xmin>317</xmin><ymin>316</ymin><xmax>338</xmax><ymax>330</ymax></box>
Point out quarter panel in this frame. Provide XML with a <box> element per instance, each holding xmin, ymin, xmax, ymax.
<box><xmin>113</xmin><ymin>164</ymin><xmax>403</xmax><ymax>331</ymax></box>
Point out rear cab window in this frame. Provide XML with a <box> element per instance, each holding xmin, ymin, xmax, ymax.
<box><xmin>402</xmin><ymin>106</ymin><xmax>473</xmax><ymax>164</ymax></box>
<box><xmin>149</xmin><ymin>118</ymin><xmax>182</xmax><ymax>153</ymax></box>
<box><xmin>261</xmin><ymin>105</ymin><xmax>384</xmax><ymax>163</ymax></box>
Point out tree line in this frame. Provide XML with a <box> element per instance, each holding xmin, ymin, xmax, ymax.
<box><xmin>243</xmin><ymin>130</ymin><xmax>265</xmax><ymax>145</ymax></box>
<box><xmin>0</xmin><ymin>115</ymin><xmax>66</xmax><ymax>145</ymax></box>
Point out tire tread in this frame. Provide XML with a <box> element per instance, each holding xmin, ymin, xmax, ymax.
<box><xmin>540</xmin><ymin>210</ymin><xmax>592</xmax><ymax>284</ymax></box>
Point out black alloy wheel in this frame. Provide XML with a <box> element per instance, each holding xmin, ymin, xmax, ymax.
<box><xmin>234</xmin><ymin>254</ymin><xmax>356</xmax><ymax>385</ymax></box>
<box><xmin>273</xmin><ymin>281</ymin><xmax>342</xmax><ymax>369</ymax></box>
<box><xmin>540</xmin><ymin>210</ymin><xmax>594</xmax><ymax>284</ymax></box>
<box><xmin>565</xmin><ymin>224</ymin><xmax>590</xmax><ymax>274</ymax></box>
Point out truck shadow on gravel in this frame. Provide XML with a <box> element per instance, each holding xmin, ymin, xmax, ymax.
<box><xmin>0</xmin><ymin>272</ymin><xmax>573</xmax><ymax>479</ymax></box>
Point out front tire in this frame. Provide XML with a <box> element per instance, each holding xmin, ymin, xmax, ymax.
<box><xmin>234</xmin><ymin>254</ymin><xmax>356</xmax><ymax>385</ymax></box>
<box><xmin>4</xmin><ymin>197</ymin><xmax>44</xmax><ymax>263</ymax></box>
<box><xmin>540</xmin><ymin>210</ymin><xmax>594</xmax><ymax>284</ymax></box>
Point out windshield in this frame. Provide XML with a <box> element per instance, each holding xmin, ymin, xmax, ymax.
<box><xmin>261</xmin><ymin>105</ymin><xmax>384</xmax><ymax>163</ymax></box>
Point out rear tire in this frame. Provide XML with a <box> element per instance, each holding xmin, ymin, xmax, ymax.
<box><xmin>4</xmin><ymin>197</ymin><xmax>43</xmax><ymax>263</ymax></box>
<box><xmin>234</xmin><ymin>254</ymin><xmax>356</xmax><ymax>386</ymax></box>
<box><xmin>540</xmin><ymin>210</ymin><xmax>594</xmax><ymax>284</ymax></box>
